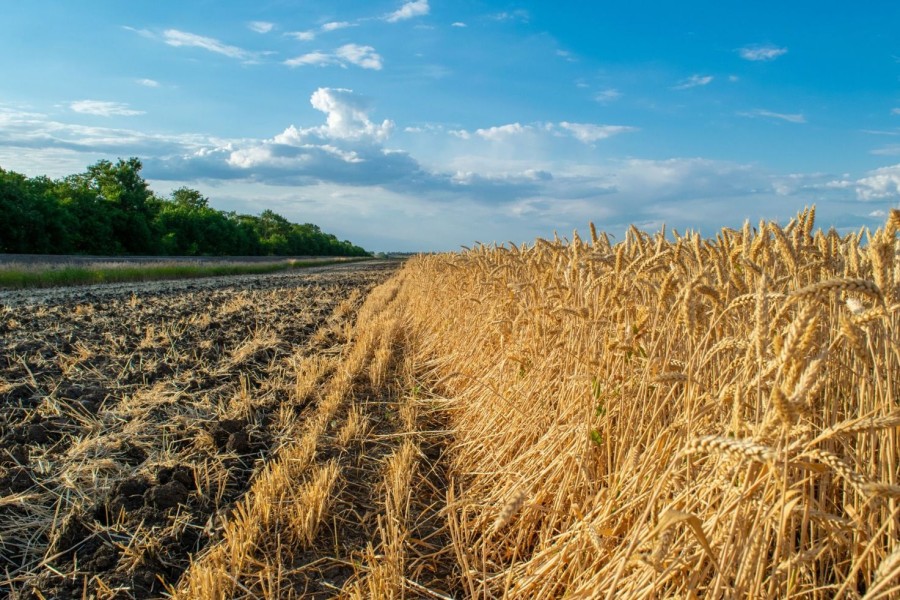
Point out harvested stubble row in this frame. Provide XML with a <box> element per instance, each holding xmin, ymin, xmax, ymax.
<box><xmin>173</xmin><ymin>207</ymin><xmax>900</xmax><ymax>599</ymax></box>
<box><xmin>176</xmin><ymin>270</ymin><xmax>455</xmax><ymax>598</ymax></box>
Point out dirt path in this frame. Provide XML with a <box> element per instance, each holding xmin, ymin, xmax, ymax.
<box><xmin>0</xmin><ymin>260</ymin><xmax>391</xmax><ymax>308</ymax></box>
<box><xmin>0</xmin><ymin>262</ymin><xmax>398</xmax><ymax>598</ymax></box>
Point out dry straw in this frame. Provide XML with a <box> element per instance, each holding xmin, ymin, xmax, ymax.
<box><xmin>381</xmin><ymin>206</ymin><xmax>899</xmax><ymax>598</ymax></box>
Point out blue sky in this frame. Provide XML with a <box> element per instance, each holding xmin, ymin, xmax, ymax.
<box><xmin>1</xmin><ymin>1</ymin><xmax>899</xmax><ymax>251</ymax></box>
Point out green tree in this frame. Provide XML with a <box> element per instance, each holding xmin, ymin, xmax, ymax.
<box><xmin>0</xmin><ymin>168</ymin><xmax>73</xmax><ymax>253</ymax></box>
<box><xmin>55</xmin><ymin>175</ymin><xmax>117</xmax><ymax>254</ymax></box>
<box><xmin>171</xmin><ymin>187</ymin><xmax>209</xmax><ymax>210</ymax></box>
<box><xmin>83</xmin><ymin>158</ymin><xmax>157</xmax><ymax>254</ymax></box>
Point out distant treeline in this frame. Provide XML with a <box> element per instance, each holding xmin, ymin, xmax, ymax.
<box><xmin>0</xmin><ymin>157</ymin><xmax>370</xmax><ymax>257</ymax></box>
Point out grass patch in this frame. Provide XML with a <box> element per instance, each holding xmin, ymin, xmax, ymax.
<box><xmin>0</xmin><ymin>257</ymin><xmax>371</xmax><ymax>290</ymax></box>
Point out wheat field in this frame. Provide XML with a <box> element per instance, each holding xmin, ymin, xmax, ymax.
<box><xmin>168</xmin><ymin>207</ymin><xmax>900</xmax><ymax>598</ymax></box>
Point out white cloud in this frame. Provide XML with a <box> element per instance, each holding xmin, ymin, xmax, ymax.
<box><xmin>136</xmin><ymin>78</ymin><xmax>160</xmax><ymax>88</ymax></box>
<box><xmin>856</xmin><ymin>164</ymin><xmax>900</xmax><ymax>200</ymax></box>
<box><xmin>451</xmin><ymin>22</ymin><xmax>467</xmax><ymax>27</ymax></box>
<box><xmin>322</xmin><ymin>21</ymin><xmax>353</xmax><ymax>32</ymax></box>
<box><xmin>825</xmin><ymin>179</ymin><xmax>853</xmax><ymax>189</ymax></box>
<box><xmin>739</xmin><ymin>44</ymin><xmax>788</xmax><ymax>61</ymax></box>
<box><xmin>444</xmin><ymin>120</ymin><xmax>636</xmax><ymax>145</ymax></box>
<box><xmin>0</xmin><ymin>105</ymin><xmax>775</xmax><ymax>222</ymax></box>
<box><xmin>558</xmin><ymin>122</ymin><xmax>636</xmax><ymax>143</ymax></box>
<box><xmin>163</xmin><ymin>29</ymin><xmax>251</xmax><ymax>60</ymax></box>
<box><xmin>893</xmin><ymin>108</ymin><xmax>900</xmax><ymax>115</ymax></box>
<box><xmin>70</xmin><ymin>100</ymin><xmax>145</xmax><ymax>117</ymax></box>
<box><xmin>593</xmin><ymin>89</ymin><xmax>622</xmax><ymax>103</ymax></box>
<box><xmin>308</xmin><ymin>88</ymin><xmax>393</xmax><ymax>141</ymax></box>
<box><xmin>248</xmin><ymin>21</ymin><xmax>274</xmax><ymax>34</ymax></box>
<box><xmin>770</xmin><ymin>172</ymin><xmax>855</xmax><ymax>196</ymax></box>
<box><xmin>335</xmin><ymin>44</ymin><xmax>383</xmax><ymax>70</ymax></box>
<box><xmin>5</xmin><ymin>86</ymin><xmax>890</xmax><ymax>252</ymax></box>
<box><xmin>122</xmin><ymin>26</ymin><xmax>155</xmax><ymax>40</ymax></box>
<box><xmin>285</xmin><ymin>45</ymin><xmax>383</xmax><ymax>70</ymax></box>
<box><xmin>0</xmin><ymin>106</ymin><xmax>216</xmax><ymax>172</ymax></box>
<box><xmin>673</xmin><ymin>75</ymin><xmax>713</xmax><ymax>90</ymax></box>
<box><xmin>386</xmin><ymin>0</ymin><xmax>430</xmax><ymax>22</ymax></box>
<box><xmin>284</xmin><ymin>51</ymin><xmax>334</xmax><ymax>67</ymax></box>
<box><xmin>208</xmin><ymin>89</ymin><xmax>420</xmax><ymax>189</ymax></box>
<box><xmin>289</xmin><ymin>21</ymin><xmax>356</xmax><ymax>41</ymax></box>
<box><xmin>476</xmin><ymin>123</ymin><xmax>531</xmax><ymax>141</ymax></box>
<box><xmin>739</xmin><ymin>109</ymin><xmax>806</xmax><ymax>124</ymax></box>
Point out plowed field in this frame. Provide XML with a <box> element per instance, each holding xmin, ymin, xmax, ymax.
<box><xmin>0</xmin><ymin>262</ymin><xmax>397</xmax><ymax>598</ymax></box>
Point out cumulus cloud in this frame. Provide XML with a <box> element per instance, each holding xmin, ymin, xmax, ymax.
<box><xmin>739</xmin><ymin>109</ymin><xmax>806</xmax><ymax>124</ymax></box>
<box><xmin>308</xmin><ymin>88</ymin><xmax>393</xmax><ymax>141</ymax></box>
<box><xmin>132</xmin><ymin>89</ymin><xmax>413</xmax><ymax>188</ymax></box>
<box><xmin>739</xmin><ymin>44</ymin><xmax>788</xmax><ymax>61</ymax></box>
<box><xmin>163</xmin><ymin>29</ymin><xmax>252</xmax><ymax>60</ymax></box>
<box><xmin>856</xmin><ymin>164</ymin><xmax>900</xmax><ymax>200</ymax></box>
<box><xmin>385</xmin><ymin>0</ymin><xmax>430</xmax><ymax>22</ymax></box>
<box><xmin>673</xmin><ymin>75</ymin><xmax>713</xmax><ymax>90</ymax></box>
<box><xmin>248</xmin><ymin>21</ymin><xmax>274</xmax><ymax>34</ymax></box>
<box><xmin>70</xmin><ymin>100</ymin><xmax>145</xmax><ymax>117</ymax></box>
<box><xmin>335</xmin><ymin>44</ymin><xmax>383</xmax><ymax>70</ymax></box>
<box><xmin>284</xmin><ymin>44</ymin><xmax>383</xmax><ymax>70</ymax></box>
<box><xmin>0</xmin><ymin>104</ymin><xmax>791</xmax><ymax>226</ymax></box>
<box><xmin>558</xmin><ymin>122</ymin><xmax>636</xmax><ymax>143</ymax></box>
<box><xmin>451</xmin><ymin>22</ymin><xmax>467</xmax><ymax>27</ymax></box>
<box><xmin>136</xmin><ymin>78</ymin><xmax>160</xmax><ymax>88</ymax></box>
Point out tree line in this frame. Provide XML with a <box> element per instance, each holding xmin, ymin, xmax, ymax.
<box><xmin>0</xmin><ymin>158</ymin><xmax>370</xmax><ymax>257</ymax></box>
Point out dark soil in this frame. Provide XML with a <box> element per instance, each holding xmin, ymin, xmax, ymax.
<box><xmin>0</xmin><ymin>261</ymin><xmax>397</xmax><ymax>599</ymax></box>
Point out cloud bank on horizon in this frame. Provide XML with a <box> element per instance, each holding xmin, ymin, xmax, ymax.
<box><xmin>1</xmin><ymin>0</ymin><xmax>899</xmax><ymax>251</ymax></box>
